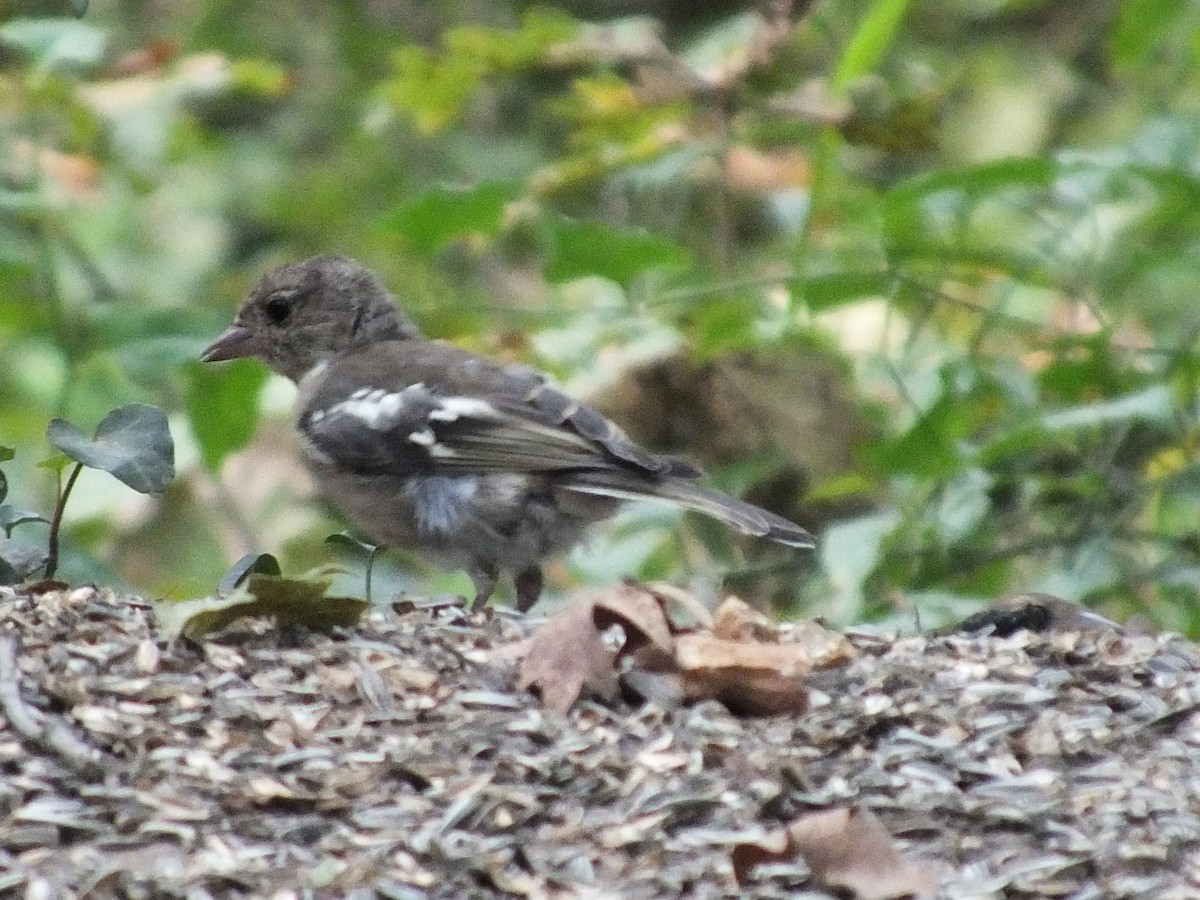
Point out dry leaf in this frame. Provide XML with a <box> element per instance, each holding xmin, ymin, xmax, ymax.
<box><xmin>644</xmin><ymin>581</ymin><xmax>714</xmax><ymax>629</ymax></box>
<box><xmin>675</xmin><ymin>633</ymin><xmax>816</xmax><ymax>677</ymax></box>
<box><xmin>515</xmin><ymin>600</ymin><xmax>617</xmax><ymax>714</ymax></box>
<box><xmin>712</xmin><ymin>595</ymin><xmax>778</xmax><ymax>642</ymax></box>
<box><xmin>790</xmin><ymin>806</ymin><xmax>937</xmax><ymax>898</ymax></box>
<box><xmin>593</xmin><ymin>580</ymin><xmax>675</xmax><ymax>660</ymax></box>
<box><xmin>730</xmin><ymin>827</ymin><xmax>792</xmax><ymax>885</ymax></box>
<box><xmin>513</xmin><ymin>582</ymin><xmax>678</xmax><ymax>713</ymax></box>
<box><xmin>784</xmin><ymin>620</ymin><xmax>858</xmax><ymax>667</ymax></box>
<box><xmin>512</xmin><ymin>583</ymin><xmax>851</xmax><ymax>717</ymax></box>
<box><xmin>734</xmin><ymin>806</ymin><xmax>936</xmax><ymax>898</ymax></box>
<box><xmin>673</xmin><ymin>633</ymin><xmax>809</xmax><ymax>715</ymax></box>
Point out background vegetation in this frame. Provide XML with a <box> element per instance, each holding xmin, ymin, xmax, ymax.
<box><xmin>4</xmin><ymin>0</ymin><xmax>1200</xmax><ymax>632</ymax></box>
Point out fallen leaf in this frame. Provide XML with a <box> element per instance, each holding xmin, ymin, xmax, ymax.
<box><xmin>672</xmin><ymin>633</ymin><xmax>809</xmax><ymax>715</ymax></box>
<box><xmin>515</xmin><ymin>599</ymin><xmax>618</xmax><ymax>713</ymax></box>
<box><xmin>514</xmin><ymin>582</ymin><xmax>676</xmax><ymax>713</ymax></box>
<box><xmin>152</xmin><ymin>569</ymin><xmax>367</xmax><ymax>640</ymax></box>
<box><xmin>644</xmin><ymin>581</ymin><xmax>713</xmax><ymax>629</ymax></box>
<box><xmin>594</xmin><ymin>579</ymin><xmax>675</xmax><ymax>661</ymax></box>
<box><xmin>712</xmin><ymin>595</ymin><xmax>778</xmax><ymax>641</ymax></box>
<box><xmin>670</xmin><ymin>620</ymin><xmax>854</xmax><ymax>716</ymax></box>
<box><xmin>730</xmin><ymin>827</ymin><xmax>792</xmax><ymax>885</ymax></box>
<box><xmin>784</xmin><ymin>620</ymin><xmax>859</xmax><ymax>668</ymax></box>
<box><xmin>733</xmin><ymin>807</ymin><xmax>936</xmax><ymax>897</ymax></box>
<box><xmin>793</xmin><ymin>806</ymin><xmax>936</xmax><ymax>899</ymax></box>
<box><xmin>510</xmin><ymin>582</ymin><xmax>853</xmax><ymax>716</ymax></box>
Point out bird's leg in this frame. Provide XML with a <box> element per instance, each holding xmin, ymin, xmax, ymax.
<box><xmin>514</xmin><ymin>566</ymin><xmax>543</xmax><ymax>613</ymax></box>
<box><xmin>468</xmin><ymin>563</ymin><xmax>499</xmax><ymax>611</ymax></box>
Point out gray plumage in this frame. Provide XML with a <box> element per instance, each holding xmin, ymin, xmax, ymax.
<box><xmin>203</xmin><ymin>254</ymin><xmax>814</xmax><ymax>610</ymax></box>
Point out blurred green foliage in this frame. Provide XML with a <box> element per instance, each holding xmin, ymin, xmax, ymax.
<box><xmin>4</xmin><ymin>0</ymin><xmax>1200</xmax><ymax>632</ymax></box>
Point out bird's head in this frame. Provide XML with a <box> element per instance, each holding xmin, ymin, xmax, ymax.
<box><xmin>202</xmin><ymin>255</ymin><xmax>420</xmax><ymax>382</ymax></box>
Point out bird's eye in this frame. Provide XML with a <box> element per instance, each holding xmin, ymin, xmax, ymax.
<box><xmin>264</xmin><ymin>293</ymin><xmax>293</xmax><ymax>325</ymax></box>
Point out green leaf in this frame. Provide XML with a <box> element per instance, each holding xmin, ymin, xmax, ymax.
<box><xmin>0</xmin><ymin>537</ymin><xmax>48</xmax><ymax>584</ymax></box>
<box><xmin>47</xmin><ymin>403</ymin><xmax>175</xmax><ymax>494</ymax></box>
<box><xmin>1040</xmin><ymin>384</ymin><xmax>1174</xmax><ymax>431</ymax></box>
<box><xmin>185</xmin><ymin>362</ymin><xmax>267</xmax><ymax>472</ymax></box>
<box><xmin>832</xmin><ymin>0</ymin><xmax>912</xmax><ymax>92</ymax></box>
<box><xmin>0</xmin><ymin>505</ymin><xmax>49</xmax><ymax>537</ymax></box>
<box><xmin>383</xmin><ymin>43</ymin><xmax>482</xmax><ymax>133</ymax></box>
<box><xmin>932</xmin><ymin>468</ymin><xmax>994</xmax><ymax>546</ymax></box>
<box><xmin>796</xmin><ymin>271</ymin><xmax>893</xmax><ymax>313</ymax></box>
<box><xmin>882</xmin><ymin>157</ymin><xmax>1063</xmax><ymax>268</ymax></box>
<box><xmin>820</xmin><ymin>509</ymin><xmax>902</xmax><ymax>619</ymax></box>
<box><xmin>383</xmin><ymin>182</ymin><xmax>518</xmax><ymax>256</ymax></box>
<box><xmin>152</xmin><ymin>569</ymin><xmax>368</xmax><ymax>640</ymax></box>
<box><xmin>544</xmin><ymin>217</ymin><xmax>692</xmax><ymax>286</ymax></box>
<box><xmin>219</xmin><ymin>552</ymin><xmax>281</xmax><ymax>594</ymax></box>
<box><xmin>0</xmin><ymin>18</ymin><xmax>108</xmax><ymax>73</ymax></box>
<box><xmin>324</xmin><ymin>534</ymin><xmax>384</xmax><ymax>602</ymax></box>
<box><xmin>36</xmin><ymin>453</ymin><xmax>73</xmax><ymax>475</ymax></box>
<box><xmin>866</xmin><ymin>393</ymin><xmax>972</xmax><ymax>478</ymax></box>
<box><xmin>325</xmin><ymin>532</ymin><xmax>376</xmax><ymax>558</ymax></box>
<box><xmin>1110</xmin><ymin>0</ymin><xmax>1187</xmax><ymax>70</ymax></box>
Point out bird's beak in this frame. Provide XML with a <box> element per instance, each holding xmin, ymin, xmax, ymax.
<box><xmin>201</xmin><ymin>324</ymin><xmax>260</xmax><ymax>362</ymax></box>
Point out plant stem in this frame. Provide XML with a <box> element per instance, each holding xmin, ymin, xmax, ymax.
<box><xmin>365</xmin><ymin>544</ymin><xmax>381</xmax><ymax>604</ymax></box>
<box><xmin>44</xmin><ymin>462</ymin><xmax>83</xmax><ymax>580</ymax></box>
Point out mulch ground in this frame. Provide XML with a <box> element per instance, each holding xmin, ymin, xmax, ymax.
<box><xmin>2</xmin><ymin>584</ymin><xmax>1199</xmax><ymax>899</ymax></box>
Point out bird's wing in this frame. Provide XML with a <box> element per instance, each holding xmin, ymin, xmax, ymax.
<box><xmin>297</xmin><ymin>340</ymin><xmax>700</xmax><ymax>479</ymax></box>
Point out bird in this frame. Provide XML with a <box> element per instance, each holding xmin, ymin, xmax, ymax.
<box><xmin>202</xmin><ymin>254</ymin><xmax>814</xmax><ymax>611</ymax></box>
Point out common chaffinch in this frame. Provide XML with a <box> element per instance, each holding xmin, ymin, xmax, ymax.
<box><xmin>202</xmin><ymin>255</ymin><xmax>813</xmax><ymax>610</ymax></box>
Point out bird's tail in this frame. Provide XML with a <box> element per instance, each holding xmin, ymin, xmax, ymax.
<box><xmin>563</xmin><ymin>472</ymin><xmax>815</xmax><ymax>548</ymax></box>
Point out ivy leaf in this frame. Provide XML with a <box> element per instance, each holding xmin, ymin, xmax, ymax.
<box><xmin>46</xmin><ymin>403</ymin><xmax>175</xmax><ymax>494</ymax></box>
<box><xmin>325</xmin><ymin>532</ymin><xmax>379</xmax><ymax>559</ymax></box>
<box><xmin>0</xmin><ymin>505</ymin><xmax>49</xmax><ymax>538</ymax></box>
<box><xmin>0</xmin><ymin>538</ymin><xmax>48</xmax><ymax>585</ymax></box>
<box><xmin>152</xmin><ymin>568</ymin><xmax>368</xmax><ymax>640</ymax></box>
<box><xmin>37</xmin><ymin>452</ymin><xmax>73</xmax><ymax>476</ymax></box>
<box><xmin>218</xmin><ymin>552</ymin><xmax>282</xmax><ymax>594</ymax></box>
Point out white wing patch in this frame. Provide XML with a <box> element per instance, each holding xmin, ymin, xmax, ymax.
<box><xmin>428</xmin><ymin>396</ymin><xmax>497</xmax><ymax>422</ymax></box>
<box><xmin>408</xmin><ymin>429</ymin><xmax>435</xmax><ymax>445</ymax></box>
<box><xmin>327</xmin><ymin>383</ymin><xmax>426</xmax><ymax>429</ymax></box>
